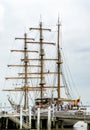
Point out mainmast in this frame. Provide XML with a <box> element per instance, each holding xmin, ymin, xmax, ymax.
<box><xmin>39</xmin><ymin>21</ymin><xmax>45</xmax><ymax>99</ymax></box>
<box><xmin>30</xmin><ymin>21</ymin><xmax>54</xmax><ymax>101</ymax></box>
<box><xmin>57</xmin><ymin>18</ymin><xmax>61</xmax><ymax>99</ymax></box>
<box><xmin>23</xmin><ymin>33</ymin><xmax>28</xmax><ymax>109</ymax></box>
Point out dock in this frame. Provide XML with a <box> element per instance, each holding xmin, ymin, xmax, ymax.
<box><xmin>0</xmin><ymin>107</ymin><xmax>90</xmax><ymax>130</ymax></box>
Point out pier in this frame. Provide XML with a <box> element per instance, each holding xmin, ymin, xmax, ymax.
<box><xmin>0</xmin><ymin>107</ymin><xmax>90</xmax><ymax>130</ymax></box>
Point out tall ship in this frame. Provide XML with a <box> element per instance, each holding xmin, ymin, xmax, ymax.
<box><xmin>1</xmin><ymin>18</ymin><xmax>81</xmax><ymax>129</ymax></box>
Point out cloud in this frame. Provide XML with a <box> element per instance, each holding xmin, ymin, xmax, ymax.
<box><xmin>0</xmin><ymin>0</ymin><xmax>90</xmax><ymax>104</ymax></box>
<box><xmin>0</xmin><ymin>4</ymin><xmax>4</xmax><ymax>32</ymax></box>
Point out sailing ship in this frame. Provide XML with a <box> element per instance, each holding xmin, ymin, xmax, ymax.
<box><xmin>2</xmin><ymin>18</ymin><xmax>81</xmax><ymax>128</ymax></box>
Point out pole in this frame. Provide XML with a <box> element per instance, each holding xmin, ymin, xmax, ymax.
<box><xmin>29</xmin><ymin>106</ymin><xmax>31</xmax><ymax>129</ymax></box>
<box><xmin>52</xmin><ymin>104</ymin><xmax>55</xmax><ymax>128</ymax></box>
<box><xmin>20</xmin><ymin>106</ymin><xmax>22</xmax><ymax>129</ymax></box>
<box><xmin>37</xmin><ymin>108</ymin><xmax>40</xmax><ymax>130</ymax></box>
<box><xmin>57</xmin><ymin>18</ymin><xmax>61</xmax><ymax>99</ymax></box>
<box><xmin>6</xmin><ymin>117</ymin><xmax>8</xmax><ymax>129</ymax></box>
<box><xmin>48</xmin><ymin>106</ymin><xmax>51</xmax><ymax>130</ymax></box>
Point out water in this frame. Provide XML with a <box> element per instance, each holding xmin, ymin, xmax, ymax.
<box><xmin>51</xmin><ymin>121</ymin><xmax>87</xmax><ymax>129</ymax></box>
<box><xmin>45</xmin><ymin>123</ymin><xmax>87</xmax><ymax>130</ymax></box>
<box><xmin>43</xmin><ymin>121</ymin><xmax>87</xmax><ymax>130</ymax></box>
<box><xmin>55</xmin><ymin>119</ymin><xmax>87</xmax><ymax>130</ymax></box>
<box><xmin>64</xmin><ymin>127</ymin><xmax>87</xmax><ymax>130</ymax></box>
<box><xmin>56</xmin><ymin>121</ymin><xmax>87</xmax><ymax>130</ymax></box>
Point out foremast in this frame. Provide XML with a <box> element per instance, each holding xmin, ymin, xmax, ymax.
<box><xmin>15</xmin><ymin>34</ymin><xmax>36</xmax><ymax>110</ymax></box>
<box><xmin>3</xmin><ymin>33</ymin><xmax>37</xmax><ymax>110</ymax></box>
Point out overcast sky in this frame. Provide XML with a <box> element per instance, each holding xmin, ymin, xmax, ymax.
<box><xmin>0</xmin><ymin>0</ymin><xmax>90</xmax><ymax>105</ymax></box>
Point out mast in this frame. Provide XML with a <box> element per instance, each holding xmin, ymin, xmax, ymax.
<box><xmin>24</xmin><ymin>33</ymin><xmax>28</xmax><ymax>109</ymax></box>
<box><xmin>15</xmin><ymin>33</ymin><xmax>29</xmax><ymax>110</ymax></box>
<box><xmin>57</xmin><ymin>17</ymin><xmax>61</xmax><ymax>99</ymax></box>
<box><xmin>4</xmin><ymin>33</ymin><xmax>35</xmax><ymax>110</ymax></box>
<box><xmin>39</xmin><ymin>21</ymin><xmax>45</xmax><ymax>100</ymax></box>
<box><xmin>29</xmin><ymin>21</ymin><xmax>55</xmax><ymax>101</ymax></box>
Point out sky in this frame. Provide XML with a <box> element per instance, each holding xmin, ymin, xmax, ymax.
<box><xmin>0</xmin><ymin>0</ymin><xmax>90</xmax><ymax>106</ymax></box>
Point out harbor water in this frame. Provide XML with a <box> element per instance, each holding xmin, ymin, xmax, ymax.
<box><xmin>65</xmin><ymin>121</ymin><xmax>87</xmax><ymax>130</ymax></box>
<box><xmin>46</xmin><ymin>121</ymin><xmax>87</xmax><ymax>130</ymax></box>
<box><xmin>41</xmin><ymin>122</ymin><xmax>87</xmax><ymax>130</ymax></box>
<box><xmin>43</xmin><ymin>121</ymin><xmax>87</xmax><ymax>129</ymax></box>
<box><xmin>63</xmin><ymin>127</ymin><xmax>87</xmax><ymax>130</ymax></box>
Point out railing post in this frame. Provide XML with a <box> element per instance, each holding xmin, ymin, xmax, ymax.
<box><xmin>48</xmin><ymin>106</ymin><xmax>51</xmax><ymax>130</ymax></box>
<box><xmin>29</xmin><ymin>106</ymin><xmax>31</xmax><ymax>129</ymax></box>
<box><xmin>20</xmin><ymin>106</ymin><xmax>22</xmax><ymax>129</ymax></box>
<box><xmin>37</xmin><ymin>108</ymin><xmax>40</xmax><ymax>130</ymax></box>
